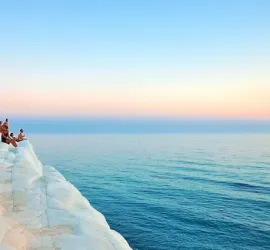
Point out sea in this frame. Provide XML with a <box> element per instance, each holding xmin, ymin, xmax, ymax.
<box><xmin>29</xmin><ymin>133</ymin><xmax>270</xmax><ymax>250</ymax></box>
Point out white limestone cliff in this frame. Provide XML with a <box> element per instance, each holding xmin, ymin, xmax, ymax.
<box><xmin>0</xmin><ymin>141</ymin><xmax>132</xmax><ymax>250</ymax></box>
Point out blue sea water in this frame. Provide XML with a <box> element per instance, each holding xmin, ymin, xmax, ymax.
<box><xmin>29</xmin><ymin>134</ymin><xmax>270</xmax><ymax>250</ymax></box>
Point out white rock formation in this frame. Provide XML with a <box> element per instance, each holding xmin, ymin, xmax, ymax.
<box><xmin>0</xmin><ymin>141</ymin><xmax>132</xmax><ymax>250</ymax></box>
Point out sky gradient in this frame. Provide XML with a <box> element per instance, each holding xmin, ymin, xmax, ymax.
<box><xmin>1</xmin><ymin>1</ymin><xmax>270</xmax><ymax>119</ymax></box>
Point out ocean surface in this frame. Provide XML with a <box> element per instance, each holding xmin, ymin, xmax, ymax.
<box><xmin>29</xmin><ymin>134</ymin><xmax>270</xmax><ymax>250</ymax></box>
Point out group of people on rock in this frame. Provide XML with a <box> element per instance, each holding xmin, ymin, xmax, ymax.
<box><xmin>0</xmin><ymin>118</ymin><xmax>27</xmax><ymax>148</ymax></box>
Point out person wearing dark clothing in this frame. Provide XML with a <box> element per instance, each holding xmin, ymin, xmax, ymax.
<box><xmin>1</xmin><ymin>125</ymin><xmax>17</xmax><ymax>147</ymax></box>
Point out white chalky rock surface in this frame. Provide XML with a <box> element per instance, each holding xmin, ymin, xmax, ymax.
<box><xmin>0</xmin><ymin>141</ymin><xmax>132</xmax><ymax>250</ymax></box>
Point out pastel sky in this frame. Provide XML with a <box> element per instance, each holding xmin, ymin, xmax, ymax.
<box><xmin>1</xmin><ymin>0</ymin><xmax>270</xmax><ymax>119</ymax></box>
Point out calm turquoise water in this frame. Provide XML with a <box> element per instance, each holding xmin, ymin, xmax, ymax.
<box><xmin>30</xmin><ymin>134</ymin><xmax>270</xmax><ymax>250</ymax></box>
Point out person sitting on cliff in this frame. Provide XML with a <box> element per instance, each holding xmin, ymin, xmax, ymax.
<box><xmin>10</xmin><ymin>132</ymin><xmax>18</xmax><ymax>141</ymax></box>
<box><xmin>1</xmin><ymin>125</ymin><xmax>18</xmax><ymax>147</ymax></box>
<box><xmin>17</xmin><ymin>129</ymin><xmax>27</xmax><ymax>141</ymax></box>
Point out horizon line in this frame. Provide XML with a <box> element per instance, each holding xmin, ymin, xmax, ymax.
<box><xmin>5</xmin><ymin>116</ymin><xmax>270</xmax><ymax>122</ymax></box>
